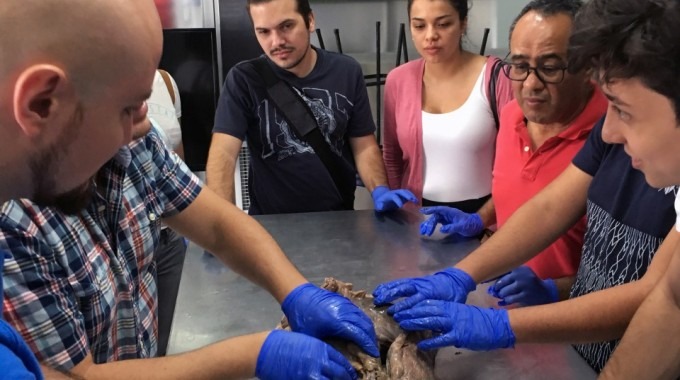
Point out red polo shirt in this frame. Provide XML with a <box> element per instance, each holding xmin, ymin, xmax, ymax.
<box><xmin>492</xmin><ymin>87</ymin><xmax>607</xmax><ymax>279</ymax></box>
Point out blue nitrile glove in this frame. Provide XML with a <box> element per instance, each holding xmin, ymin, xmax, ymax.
<box><xmin>256</xmin><ymin>330</ymin><xmax>358</xmax><ymax>380</ymax></box>
<box><xmin>372</xmin><ymin>267</ymin><xmax>476</xmax><ymax>315</ymax></box>
<box><xmin>282</xmin><ymin>283</ymin><xmax>379</xmax><ymax>357</ymax></box>
<box><xmin>393</xmin><ymin>300</ymin><xmax>516</xmax><ymax>351</ymax></box>
<box><xmin>487</xmin><ymin>266</ymin><xmax>559</xmax><ymax>307</ymax></box>
<box><xmin>419</xmin><ymin>206</ymin><xmax>484</xmax><ymax>237</ymax></box>
<box><xmin>371</xmin><ymin>186</ymin><xmax>417</xmax><ymax>212</ymax></box>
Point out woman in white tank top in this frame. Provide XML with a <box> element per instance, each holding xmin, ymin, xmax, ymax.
<box><xmin>382</xmin><ymin>0</ymin><xmax>513</xmax><ymax>236</ymax></box>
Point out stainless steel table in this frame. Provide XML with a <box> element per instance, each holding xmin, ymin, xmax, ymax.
<box><xmin>168</xmin><ymin>209</ymin><xmax>596</xmax><ymax>379</ymax></box>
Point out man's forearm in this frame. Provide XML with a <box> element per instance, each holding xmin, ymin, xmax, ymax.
<box><xmin>42</xmin><ymin>364</ymin><xmax>81</xmax><ymax>379</ymax></box>
<box><xmin>456</xmin><ymin>164</ymin><xmax>590</xmax><ymax>283</ymax></box>
<box><xmin>599</xmin><ymin>281</ymin><xmax>680</xmax><ymax>379</ymax></box>
<box><xmin>211</xmin><ymin>204</ymin><xmax>307</xmax><ymax>301</ymax></box>
<box><xmin>554</xmin><ymin>276</ymin><xmax>576</xmax><ymax>301</ymax></box>
<box><xmin>600</xmin><ymin>242</ymin><xmax>680</xmax><ymax>380</ymax></box>
<box><xmin>164</xmin><ymin>189</ymin><xmax>307</xmax><ymax>303</ymax></box>
<box><xmin>509</xmin><ymin>228</ymin><xmax>677</xmax><ymax>344</ymax></box>
<box><xmin>351</xmin><ymin>135</ymin><xmax>387</xmax><ymax>192</ymax></box>
<box><xmin>475</xmin><ymin>198</ymin><xmax>496</xmax><ymax>228</ymax></box>
<box><xmin>205</xmin><ymin>159</ymin><xmax>236</xmax><ymax>203</ymax></box>
<box><xmin>509</xmin><ymin>278</ymin><xmax>653</xmax><ymax>344</ymax></box>
<box><xmin>206</xmin><ymin>133</ymin><xmax>242</xmax><ymax>204</ymax></box>
<box><xmin>71</xmin><ymin>331</ymin><xmax>267</xmax><ymax>380</ymax></box>
<box><xmin>457</xmin><ymin>197</ymin><xmax>580</xmax><ymax>283</ymax></box>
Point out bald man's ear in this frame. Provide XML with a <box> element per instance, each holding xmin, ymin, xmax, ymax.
<box><xmin>13</xmin><ymin>64</ymin><xmax>70</xmax><ymax>138</ymax></box>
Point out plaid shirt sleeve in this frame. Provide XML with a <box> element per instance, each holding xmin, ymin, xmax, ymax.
<box><xmin>134</xmin><ymin>126</ymin><xmax>202</xmax><ymax>218</ymax></box>
<box><xmin>0</xmin><ymin>205</ymin><xmax>90</xmax><ymax>371</ymax></box>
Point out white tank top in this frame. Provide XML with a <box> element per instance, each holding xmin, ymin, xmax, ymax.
<box><xmin>421</xmin><ymin>64</ymin><xmax>496</xmax><ymax>202</ymax></box>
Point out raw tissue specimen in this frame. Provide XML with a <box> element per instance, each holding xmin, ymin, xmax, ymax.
<box><xmin>278</xmin><ymin>278</ymin><xmax>436</xmax><ymax>379</ymax></box>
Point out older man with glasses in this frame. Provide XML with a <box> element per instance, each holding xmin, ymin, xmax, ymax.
<box><xmin>372</xmin><ymin>0</ymin><xmax>679</xmax><ymax>373</ymax></box>
<box><xmin>393</xmin><ymin>0</ymin><xmax>607</xmax><ymax>307</ymax></box>
<box><xmin>485</xmin><ymin>0</ymin><xmax>607</xmax><ymax>301</ymax></box>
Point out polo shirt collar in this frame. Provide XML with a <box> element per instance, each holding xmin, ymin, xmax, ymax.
<box><xmin>512</xmin><ymin>84</ymin><xmax>608</xmax><ymax>141</ymax></box>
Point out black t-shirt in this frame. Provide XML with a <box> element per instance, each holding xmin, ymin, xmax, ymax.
<box><xmin>213</xmin><ymin>47</ymin><xmax>375</xmax><ymax>214</ymax></box>
<box><xmin>570</xmin><ymin>117</ymin><xmax>677</xmax><ymax>372</ymax></box>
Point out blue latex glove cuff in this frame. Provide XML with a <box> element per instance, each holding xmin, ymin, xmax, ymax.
<box><xmin>282</xmin><ymin>283</ymin><xmax>379</xmax><ymax>357</ymax></box>
<box><xmin>371</xmin><ymin>185</ymin><xmax>390</xmax><ymax>201</ymax></box>
<box><xmin>281</xmin><ymin>283</ymin><xmax>314</xmax><ymax>316</ymax></box>
<box><xmin>419</xmin><ymin>207</ymin><xmax>485</xmax><ymax>237</ymax></box>
<box><xmin>436</xmin><ymin>267</ymin><xmax>477</xmax><ymax>294</ymax></box>
<box><xmin>487</xmin><ymin>267</ymin><xmax>560</xmax><ymax>307</ymax></box>
<box><xmin>373</xmin><ymin>267</ymin><xmax>477</xmax><ymax>315</ymax></box>
<box><xmin>393</xmin><ymin>301</ymin><xmax>516</xmax><ymax>351</ymax></box>
<box><xmin>543</xmin><ymin>278</ymin><xmax>559</xmax><ymax>303</ymax></box>
<box><xmin>256</xmin><ymin>330</ymin><xmax>358</xmax><ymax>380</ymax></box>
<box><xmin>371</xmin><ymin>186</ymin><xmax>417</xmax><ymax>212</ymax></box>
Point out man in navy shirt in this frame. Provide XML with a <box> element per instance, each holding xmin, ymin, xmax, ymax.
<box><xmin>568</xmin><ymin>0</ymin><xmax>680</xmax><ymax>378</ymax></box>
<box><xmin>207</xmin><ymin>0</ymin><xmax>416</xmax><ymax>215</ymax></box>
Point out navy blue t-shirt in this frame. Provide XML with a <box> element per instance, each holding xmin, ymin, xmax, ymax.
<box><xmin>570</xmin><ymin>117</ymin><xmax>677</xmax><ymax>372</ymax></box>
<box><xmin>1</xmin><ymin>252</ymin><xmax>42</xmax><ymax>380</ymax></box>
<box><xmin>213</xmin><ymin>47</ymin><xmax>376</xmax><ymax>215</ymax></box>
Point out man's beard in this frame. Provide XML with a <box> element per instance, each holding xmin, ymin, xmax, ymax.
<box><xmin>29</xmin><ymin>104</ymin><xmax>96</xmax><ymax>215</ymax></box>
<box><xmin>31</xmin><ymin>180</ymin><xmax>95</xmax><ymax>216</ymax></box>
<box><xmin>273</xmin><ymin>34</ymin><xmax>311</xmax><ymax>71</ymax></box>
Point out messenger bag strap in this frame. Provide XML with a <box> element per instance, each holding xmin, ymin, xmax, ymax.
<box><xmin>250</xmin><ymin>57</ymin><xmax>354</xmax><ymax>210</ymax></box>
<box><xmin>487</xmin><ymin>58</ymin><xmax>504</xmax><ymax>130</ymax></box>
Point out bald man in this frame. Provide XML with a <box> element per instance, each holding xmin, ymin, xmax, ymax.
<box><xmin>1</xmin><ymin>1</ymin><xmax>376</xmax><ymax>379</ymax></box>
<box><xmin>0</xmin><ymin>0</ymin><xmax>160</xmax><ymax>378</ymax></box>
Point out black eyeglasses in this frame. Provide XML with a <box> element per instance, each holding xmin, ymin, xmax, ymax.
<box><xmin>501</xmin><ymin>61</ymin><xmax>569</xmax><ymax>84</ymax></box>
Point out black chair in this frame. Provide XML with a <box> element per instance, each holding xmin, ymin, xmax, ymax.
<box><xmin>315</xmin><ymin>28</ymin><xmax>326</xmax><ymax>50</ymax></box>
<box><xmin>396</xmin><ymin>23</ymin><xmax>409</xmax><ymax>67</ymax></box>
<box><xmin>480</xmin><ymin>28</ymin><xmax>490</xmax><ymax>56</ymax></box>
<box><xmin>334</xmin><ymin>28</ymin><xmax>343</xmax><ymax>54</ymax></box>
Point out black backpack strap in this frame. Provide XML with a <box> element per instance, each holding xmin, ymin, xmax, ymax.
<box><xmin>487</xmin><ymin>58</ymin><xmax>504</xmax><ymax>130</ymax></box>
<box><xmin>250</xmin><ymin>57</ymin><xmax>354</xmax><ymax>210</ymax></box>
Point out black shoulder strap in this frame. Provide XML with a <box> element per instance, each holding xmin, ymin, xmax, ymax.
<box><xmin>487</xmin><ymin>58</ymin><xmax>504</xmax><ymax>130</ymax></box>
<box><xmin>250</xmin><ymin>57</ymin><xmax>354</xmax><ymax>210</ymax></box>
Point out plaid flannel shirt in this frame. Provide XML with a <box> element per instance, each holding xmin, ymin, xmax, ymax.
<box><xmin>0</xmin><ymin>127</ymin><xmax>201</xmax><ymax>371</ymax></box>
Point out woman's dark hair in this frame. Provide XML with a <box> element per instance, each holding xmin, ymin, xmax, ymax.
<box><xmin>247</xmin><ymin>0</ymin><xmax>313</xmax><ymax>28</ymax></box>
<box><xmin>508</xmin><ymin>0</ymin><xmax>583</xmax><ymax>44</ymax></box>
<box><xmin>568</xmin><ymin>0</ymin><xmax>680</xmax><ymax>120</ymax></box>
<box><xmin>407</xmin><ymin>0</ymin><xmax>469</xmax><ymax>21</ymax></box>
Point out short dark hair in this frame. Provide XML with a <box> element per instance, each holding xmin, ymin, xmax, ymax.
<box><xmin>407</xmin><ymin>0</ymin><xmax>469</xmax><ymax>21</ymax></box>
<box><xmin>508</xmin><ymin>0</ymin><xmax>583</xmax><ymax>43</ymax></box>
<box><xmin>246</xmin><ymin>0</ymin><xmax>313</xmax><ymax>29</ymax></box>
<box><xmin>569</xmin><ymin>0</ymin><xmax>680</xmax><ymax>120</ymax></box>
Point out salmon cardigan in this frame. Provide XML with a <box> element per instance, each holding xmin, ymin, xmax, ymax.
<box><xmin>382</xmin><ymin>56</ymin><xmax>514</xmax><ymax>204</ymax></box>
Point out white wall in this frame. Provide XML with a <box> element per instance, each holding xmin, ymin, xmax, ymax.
<box><xmin>311</xmin><ymin>0</ymin><xmax>530</xmax><ymax>56</ymax></box>
<box><xmin>494</xmin><ymin>0</ymin><xmax>531</xmax><ymax>50</ymax></box>
<box><xmin>311</xmin><ymin>0</ymin><xmax>529</xmax><ymax>138</ymax></box>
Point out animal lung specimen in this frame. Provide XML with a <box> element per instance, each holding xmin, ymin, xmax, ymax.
<box><xmin>278</xmin><ymin>278</ymin><xmax>436</xmax><ymax>379</ymax></box>
<box><xmin>387</xmin><ymin>332</ymin><xmax>436</xmax><ymax>379</ymax></box>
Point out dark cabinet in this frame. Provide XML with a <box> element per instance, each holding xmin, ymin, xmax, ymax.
<box><xmin>159</xmin><ymin>28</ymin><xmax>220</xmax><ymax>172</ymax></box>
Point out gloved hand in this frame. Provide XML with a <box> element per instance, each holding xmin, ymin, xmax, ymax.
<box><xmin>282</xmin><ymin>283</ymin><xmax>379</xmax><ymax>357</ymax></box>
<box><xmin>256</xmin><ymin>330</ymin><xmax>358</xmax><ymax>380</ymax></box>
<box><xmin>372</xmin><ymin>267</ymin><xmax>476</xmax><ymax>315</ymax></box>
<box><xmin>371</xmin><ymin>186</ymin><xmax>417</xmax><ymax>212</ymax></box>
<box><xmin>419</xmin><ymin>206</ymin><xmax>484</xmax><ymax>237</ymax></box>
<box><xmin>393</xmin><ymin>300</ymin><xmax>516</xmax><ymax>351</ymax></box>
<box><xmin>487</xmin><ymin>266</ymin><xmax>559</xmax><ymax>306</ymax></box>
